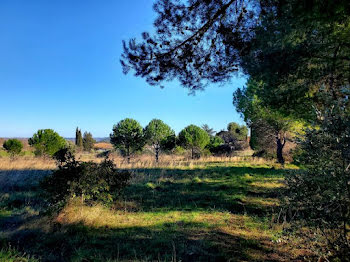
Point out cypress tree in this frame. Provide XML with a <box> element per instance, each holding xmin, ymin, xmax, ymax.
<box><xmin>75</xmin><ymin>127</ymin><xmax>83</xmax><ymax>148</ymax></box>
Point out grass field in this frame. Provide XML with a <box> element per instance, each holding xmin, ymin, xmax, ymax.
<box><xmin>0</xmin><ymin>156</ymin><xmax>310</xmax><ymax>261</ymax></box>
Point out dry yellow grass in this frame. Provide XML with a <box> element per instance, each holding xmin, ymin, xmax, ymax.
<box><xmin>0</xmin><ymin>157</ymin><xmax>56</xmax><ymax>170</ymax></box>
<box><xmin>0</xmin><ymin>152</ymin><xmax>288</xmax><ymax>171</ymax></box>
<box><xmin>93</xmin><ymin>142</ymin><xmax>113</xmax><ymax>150</ymax></box>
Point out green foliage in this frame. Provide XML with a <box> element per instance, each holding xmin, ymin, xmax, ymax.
<box><xmin>83</xmin><ymin>132</ymin><xmax>95</xmax><ymax>152</ymax></box>
<box><xmin>110</xmin><ymin>118</ymin><xmax>145</xmax><ymax>162</ymax></box>
<box><xmin>240</xmin><ymin>1</ymin><xmax>350</xmax><ymax>120</ymax></box>
<box><xmin>75</xmin><ymin>127</ymin><xmax>83</xmax><ymax>149</ymax></box>
<box><xmin>206</xmin><ymin>136</ymin><xmax>224</xmax><ymax>153</ymax></box>
<box><xmin>173</xmin><ymin>145</ymin><xmax>186</xmax><ymax>155</ymax></box>
<box><xmin>2</xmin><ymin>139</ymin><xmax>23</xmax><ymax>157</ymax></box>
<box><xmin>41</xmin><ymin>154</ymin><xmax>131</xmax><ymax>207</ymax></box>
<box><xmin>0</xmin><ymin>246</ymin><xmax>38</xmax><ymax>262</ymax></box>
<box><xmin>286</xmin><ymin>91</ymin><xmax>350</xmax><ymax>260</ymax></box>
<box><xmin>178</xmin><ymin>125</ymin><xmax>210</xmax><ymax>159</ymax></box>
<box><xmin>28</xmin><ymin>129</ymin><xmax>66</xmax><ymax>157</ymax></box>
<box><xmin>144</xmin><ymin>119</ymin><xmax>175</xmax><ymax>161</ymax></box>
<box><xmin>233</xmin><ymin>79</ymin><xmax>303</xmax><ymax>162</ymax></box>
<box><xmin>227</xmin><ymin>122</ymin><xmax>248</xmax><ymax>141</ymax></box>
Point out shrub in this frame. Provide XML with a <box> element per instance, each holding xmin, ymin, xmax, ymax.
<box><xmin>2</xmin><ymin>139</ymin><xmax>23</xmax><ymax>158</ymax></box>
<box><xmin>206</xmin><ymin>136</ymin><xmax>224</xmax><ymax>153</ymax></box>
<box><xmin>41</xmin><ymin>154</ymin><xmax>131</xmax><ymax>207</ymax></box>
<box><xmin>28</xmin><ymin>129</ymin><xmax>66</xmax><ymax>157</ymax></box>
<box><xmin>173</xmin><ymin>145</ymin><xmax>186</xmax><ymax>156</ymax></box>
<box><xmin>286</xmin><ymin>92</ymin><xmax>350</xmax><ymax>260</ymax></box>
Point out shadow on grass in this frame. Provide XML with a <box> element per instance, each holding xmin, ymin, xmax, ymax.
<box><xmin>124</xmin><ymin>166</ymin><xmax>287</xmax><ymax>215</ymax></box>
<box><xmin>5</xmin><ymin>220</ymin><xmax>282</xmax><ymax>262</ymax></box>
<box><xmin>0</xmin><ymin>165</ymin><xmax>291</xmax><ymax>261</ymax></box>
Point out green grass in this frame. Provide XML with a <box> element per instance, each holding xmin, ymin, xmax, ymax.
<box><xmin>0</xmin><ymin>161</ymin><xmax>306</xmax><ymax>261</ymax></box>
<box><xmin>0</xmin><ymin>246</ymin><xmax>38</xmax><ymax>262</ymax></box>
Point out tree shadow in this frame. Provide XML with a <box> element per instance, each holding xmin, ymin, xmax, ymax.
<box><xmin>123</xmin><ymin>166</ymin><xmax>287</xmax><ymax>216</ymax></box>
<box><xmin>5</xmin><ymin>220</ymin><xmax>287</xmax><ymax>262</ymax></box>
<box><xmin>0</xmin><ymin>165</ymin><xmax>294</xmax><ymax>261</ymax></box>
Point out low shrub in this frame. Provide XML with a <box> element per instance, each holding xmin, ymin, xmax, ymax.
<box><xmin>41</xmin><ymin>150</ymin><xmax>131</xmax><ymax>207</ymax></box>
<box><xmin>3</xmin><ymin>139</ymin><xmax>23</xmax><ymax>158</ymax></box>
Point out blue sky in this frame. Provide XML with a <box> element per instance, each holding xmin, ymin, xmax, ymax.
<box><xmin>0</xmin><ymin>0</ymin><xmax>246</xmax><ymax>138</ymax></box>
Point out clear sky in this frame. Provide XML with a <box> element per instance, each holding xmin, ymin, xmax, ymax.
<box><xmin>0</xmin><ymin>0</ymin><xmax>246</xmax><ymax>138</ymax></box>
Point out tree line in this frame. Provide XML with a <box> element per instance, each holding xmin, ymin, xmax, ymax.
<box><xmin>1</xmin><ymin>120</ymin><xmax>248</xmax><ymax>162</ymax></box>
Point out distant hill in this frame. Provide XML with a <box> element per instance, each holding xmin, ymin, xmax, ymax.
<box><xmin>65</xmin><ymin>137</ymin><xmax>110</xmax><ymax>143</ymax></box>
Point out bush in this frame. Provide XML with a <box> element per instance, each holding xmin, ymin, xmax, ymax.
<box><xmin>173</xmin><ymin>145</ymin><xmax>186</xmax><ymax>156</ymax></box>
<box><xmin>41</xmin><ymin>153</ymin><xmax>131</xmax><ymax>207</ymax></box>
<box><xmin>2</xmin><ymin>139</ymin><xmax>23</xmax><ymax>158</ymax></box>
<box><xmin>286</xmin><ymin>92</ymin><xmax>350</xmax><ymax>260</ymax></box>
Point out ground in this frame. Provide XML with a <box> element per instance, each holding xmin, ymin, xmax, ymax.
<box><xmin>0</xmin><ymin>157</ymin><xmax>310</xmax><ymax>261</ymax></box>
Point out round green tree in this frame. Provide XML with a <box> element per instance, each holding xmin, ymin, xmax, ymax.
<box><xmin>3</xmin><ymin>139</ymin><xmax>23</xmax><ymax>158</ymax></box>
<box><xmin>28</xmin><ymin>129</ymin><xmax>66</xmax><ymax>157</ymax></box>
<box><xmin>144</xmin><ymin>119</ymin><xmax>175</xmax><ymax>162</ymax></box>
<box><xmin>178</xmin><ymin>125</ymin><xmax>210</xmax><ymax>159</ymax></box>
<box><xmin>110</xmin><ymin>118</ymin><xmax>145</xmax><ymax>163</ymax></box>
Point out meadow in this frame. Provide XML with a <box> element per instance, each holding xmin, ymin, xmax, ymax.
<box><xmin>0</xmin><ymin>154</ymin><xmax>311</xmax><ymax>261</ymax></box>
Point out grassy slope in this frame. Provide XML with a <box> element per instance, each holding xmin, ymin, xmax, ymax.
<box><xmin>0</xmin><ymin>161</ymin><xmax>308</xmax><ymax>261</ymax></box>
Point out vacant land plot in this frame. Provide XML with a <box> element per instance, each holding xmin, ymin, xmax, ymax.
<box><xmin>0</xmin><ymin>158</ymin><xmax>308</xmax><ymax>261</ymax></box>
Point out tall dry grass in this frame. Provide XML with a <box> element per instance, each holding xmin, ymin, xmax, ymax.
<box><xmin>0</xmin><ymin>156</ymin><xmax>56</xmax><ymax>171</ymax></box>
<box><xmin>77</xmin><ymin>152</ymin><xmax>272</xmax><ymax>169</ymax></box>
<box><xmin>0</xmin><ymin>151</ymin><xmax>276</xmax><ymax>172</ymax></box>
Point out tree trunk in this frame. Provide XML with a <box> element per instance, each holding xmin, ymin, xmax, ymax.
<box><xmin>127</xmin><ymin>146</ymin><xmax>130</xmax><ymax>164</ymax></box>
<box><xmin>155</xmin><ymin>147</ymin><xmax>159</xmax><ymax>163</ymax></box>
<box><xmin>276</xmin><ymin>133</ymin><xmax>286</xmax><ymax>165</ymax></box>
<box><xmin>191</xmin><ymin>147</ymin><xmax>194</xmax><ymax>159</ymax></box>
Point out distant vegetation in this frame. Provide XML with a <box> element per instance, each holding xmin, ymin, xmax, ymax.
<box><xmin>28</xmin><ymin>129</ymin><xmax>66</xmax><ymax>157</ymax></box>
<box><xmin>2</xmin><ymin>139</ymin><xmax>23</xmax><ymax>158</ymax></box>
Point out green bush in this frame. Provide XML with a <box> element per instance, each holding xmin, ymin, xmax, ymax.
<box><xmin>2</xmin><ymin>139</ymin><xmax>23</xmax><ymax>158</ymax></box>
<box><xmin>173</xmin><ymin>145</ymin><xmax>186</xmax><ymax>156</ymax></box>
<box><xmin>41</xmin><ymin>153</ymin><xmax>131</xmax><ymax>207</ymax></box>
<box><xmin>286</xmin><ymin>92</ymin><xmax>350</xmax><ymax>260</ymax></box>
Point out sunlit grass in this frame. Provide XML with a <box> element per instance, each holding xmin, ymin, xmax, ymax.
<box><xmin>0</xmin><ymin>154</ymin><xmax>309</xmax><ymax>261</ymax></box>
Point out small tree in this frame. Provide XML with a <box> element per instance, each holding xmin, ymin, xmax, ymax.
<box><xmin>144</xmin><ymin>119</ymin><xmax>175</xmax><ymax>162</ymax></box>
<box><xmin>75</xmin><ymin>127</ymin><xmax>83</xmax><ymax>149</ymax></box>
<box><xmin>28</xmin><ymin>129</ymin><xmax>66</xmax><ymax>157</ymax></box>
<box><xmin>110</xmin><ymin>118</ymin><xmax>145</xmax><ymax>163</ymax></box>
<box><xmin>83</xmin><ymin>132</ymin><xmax>95</xmax><ymax>152</ymax></box>
<box><xmin>201</xmin><ymin>124</ymin><xmax>216</xmax><ymax>137</ymax></box>
<box><xmin>3</xmin><ymin>139</ymin><xmax>23</xmax><ymax>158</ymax></box>
<box><xmin>178</xmin><ymin>125</ymin><xmax>210</xmax><ymax>159</ymax></box>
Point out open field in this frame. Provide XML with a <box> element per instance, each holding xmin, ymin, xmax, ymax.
<box><xmin>0</xmin><ymin>156</ymin><xmax>311</xmax><ymax>261</ymax></box>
